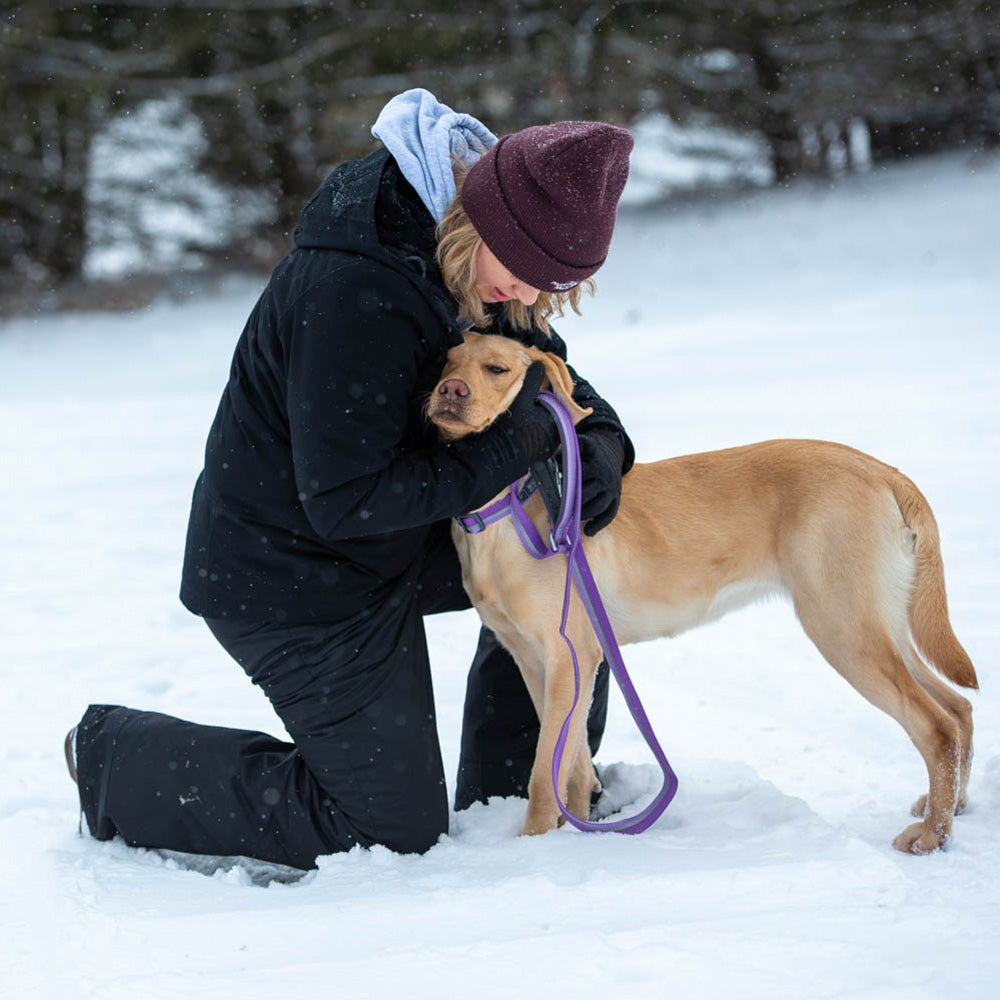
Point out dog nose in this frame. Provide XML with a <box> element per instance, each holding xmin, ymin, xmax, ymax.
<box><xmin>438</xmin><ymin>379</ymin><xmax>469</xmax><ymax>402</ymax></box>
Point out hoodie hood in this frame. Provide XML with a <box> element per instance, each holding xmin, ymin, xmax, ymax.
<box><xmin>370</xmin><ymin>88</ymin><xmax>496</xmax><ymax>223</ymax></box>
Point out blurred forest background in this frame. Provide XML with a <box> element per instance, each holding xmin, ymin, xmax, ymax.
<box><xmin>2</xmin><ymin>0</ymin><xmax>998</xmax><ymax>316</ymax></box>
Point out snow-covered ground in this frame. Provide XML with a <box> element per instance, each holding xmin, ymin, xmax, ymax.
<box><xmin>2</xmin><ymin>150</ymin><xmax>998</xmax><ymax>999</ymax></box>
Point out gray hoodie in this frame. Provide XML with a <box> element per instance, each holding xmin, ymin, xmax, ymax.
<box><xmin>371</xmin><ymin>88</ymin><xmax>497</xmax><ymax>222</ymax></box>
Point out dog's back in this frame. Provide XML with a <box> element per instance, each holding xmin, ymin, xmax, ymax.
<box><xmin>599</xmin><ymin>439</ymin><xmax>975</xmax><ymax>681</ymax></box>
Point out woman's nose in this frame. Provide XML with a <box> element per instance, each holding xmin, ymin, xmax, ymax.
<box><xmin>514</xmin><ymin>284</ymin><xmax>540</xmax><ymax>306</ymax></box>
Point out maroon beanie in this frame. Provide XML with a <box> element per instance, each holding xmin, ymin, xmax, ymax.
<box><xmin>460</xmin><ymin>121</ymin><xmax>634</xmax><ymax>292</ymax></box>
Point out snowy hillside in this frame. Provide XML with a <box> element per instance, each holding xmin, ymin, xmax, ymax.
<box><xmin>1</xmin><ymin>149</ymin><xmax>998</xmax><ymax>999</ymax></box>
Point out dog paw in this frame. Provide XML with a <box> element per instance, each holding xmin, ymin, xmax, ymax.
<box><xmin>892</xmin><ymin>821</ymin><xmax>949</xmax><ymax>855</ymax></box>
<box><xmin>520</xmin><ymin>808</ymin><xmax>559</xmax><ymax>837</ymax></box>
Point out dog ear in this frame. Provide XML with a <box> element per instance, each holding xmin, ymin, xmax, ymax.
<box><xmin>526</xmin><ymin>347</ymin><xmax>594</xmax><ymax>424</ymax></box>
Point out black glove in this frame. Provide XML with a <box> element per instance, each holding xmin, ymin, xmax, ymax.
<box><xmin>578</xmin><ymin>424</ymin><xmax>625</xmax><ymax>536</ymax></box>
<box><xmin>494</xmin><ymin>361</ymin><xmax>561</xmax><ymax>466</ymax></box>
<box><xmin>445</xmin><ymin>362</ymin><xmax>561</xmax><ymax>491</ymax></box>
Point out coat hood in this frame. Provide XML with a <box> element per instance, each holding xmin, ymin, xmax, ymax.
<box><xmin>294</xmin><ymin>147</ymin><xmax>387</xmax><ymax>256</ymax></box>
<box><xmin>293</xmin><ymin>146</ymin><xmax>459</xmax><ymax>332</ymax></box>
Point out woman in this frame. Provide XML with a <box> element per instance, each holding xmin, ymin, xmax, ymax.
<box><xmin>66</xmin><ymin>90</ymin><xmax>635</xmax><ymax>871</ymax></box>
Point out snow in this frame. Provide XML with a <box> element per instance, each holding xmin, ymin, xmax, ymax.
<box><xmin>2</xmin><ymin>150</ymin><xmax>998</xmax><ymax>998</ymax></box>
<box><xmin>620</xmin><ymin>110</ymin><xmax>774</xmax><ymax>206</ymax></box>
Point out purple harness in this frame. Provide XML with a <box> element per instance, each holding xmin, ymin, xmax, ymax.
<box><xmin>456</xmin><ymin>391</ymin><xmax>679</xmax><ymax>833</ymax></box>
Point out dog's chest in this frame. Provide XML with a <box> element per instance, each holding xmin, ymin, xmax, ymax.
<box><xmin>451</xmin><ymin>523</ymin><xmax>506</xmax><ymax>608</ymax></box>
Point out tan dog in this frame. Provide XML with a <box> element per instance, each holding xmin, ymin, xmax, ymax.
<box><xmin>429</xmin><ymin>332</ymin><xmax>977</xmax><ymax>853</ymax></box>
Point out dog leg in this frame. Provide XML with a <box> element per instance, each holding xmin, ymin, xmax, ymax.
<box><xmin>796</xmin><ymin>611</ymin><xmax>961</xmax><ymax>854</ymax></box>
<box><xmin>566</xmin><ymin>742</ymin><xmax>601</xmax><ymax>822</ymax></box>
<box><xmin>521</xmin><ymin>666</ymin><xmax>600</xmax><ymax>831</ymax></box>
<box><xmin>900</xmin><ymin>639</ymin><xmax>974</xmax><ymax>818</ymax></box>
<box><xmin>521</xmin><ymin>635</ymin><xmax>602</xmax><ymax>837</ymax></box>
<box><xmin>482</xmin><ymin>627</ymin><xmax>580</xmax><ymax>835</ymax></box>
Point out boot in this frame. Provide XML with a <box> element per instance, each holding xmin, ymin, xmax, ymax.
<box><xmin>64</xmin><ymin>726</ymin><xmax>77</xmax><ymax>784</ymax></box>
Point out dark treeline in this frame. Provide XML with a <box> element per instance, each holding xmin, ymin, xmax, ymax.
<box><xmin>2</xmin><ymin>0</ymin><xmax>998</xmax><ymax>312</ymax></box>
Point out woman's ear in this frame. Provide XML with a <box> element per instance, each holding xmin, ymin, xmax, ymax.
<box><xmin>526</xmin><ymin>347</ymin><xmax>594</xmax><ymax>425</ymax></box>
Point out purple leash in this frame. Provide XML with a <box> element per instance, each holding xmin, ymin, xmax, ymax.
<box><xmin>458</xmin><ymin>391</ymin><xmax>679</xmax><ymax>833</ymax></box>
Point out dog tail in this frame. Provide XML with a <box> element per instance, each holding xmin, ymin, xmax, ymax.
<box><xmin>891</xmin><ymin>473</ymin><xmax>978</xmax><ymax>689</ymax></box>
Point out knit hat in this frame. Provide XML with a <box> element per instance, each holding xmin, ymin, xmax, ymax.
<box><xmin>460</xmin><ymin>121</ymin><xmax>633</xmax><ymax>292</ymax></box>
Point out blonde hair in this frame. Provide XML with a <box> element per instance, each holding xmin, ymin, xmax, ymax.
<box><xmin>435</xmin><ymin>167</ymin><xmax>595</xmax><ymax>335</ymax></box>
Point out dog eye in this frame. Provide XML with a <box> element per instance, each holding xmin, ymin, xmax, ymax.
<box><xmin>485</xmin><ymin>364</ymin><xmax>509</xmax><ymax>375</ymax></box>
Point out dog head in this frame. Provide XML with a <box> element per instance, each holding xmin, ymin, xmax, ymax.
<box><xmin>428</xmin><ymin>332</ymin><xmax>593</xmax><ymax>440</ymax></box>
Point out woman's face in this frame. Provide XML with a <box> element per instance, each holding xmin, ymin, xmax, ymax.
<box><xmin>474</xmin><ymin>241</ymin><xmax>541</xmax><ymax>307</ymax></box>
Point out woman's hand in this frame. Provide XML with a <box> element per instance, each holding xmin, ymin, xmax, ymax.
<box><xmin>578</xmin><ymin>425</ymin><xmax>625</xmax><ymax>536</ymax></box>
<box><xmin>500</xmin><ymin>361</ymin><xmax>561</xmax><ymax>465</ymax></box>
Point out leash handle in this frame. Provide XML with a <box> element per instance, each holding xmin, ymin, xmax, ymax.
<box><xmin>531</xmin><ymin>392</ymin><xmax>679</xmax><ymax>834</ymax></box>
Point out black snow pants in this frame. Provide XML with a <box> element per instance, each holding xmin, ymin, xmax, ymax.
<box><xmin>75</xmin><ymin>526</ymin><xmax>609</xmax><ymax>871</ymax></box>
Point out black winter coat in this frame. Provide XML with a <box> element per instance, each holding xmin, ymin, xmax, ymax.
<box><xmin>181</xmin><ymin>146</ymin><xmax>633</xmax><ymax>623</ymax></box>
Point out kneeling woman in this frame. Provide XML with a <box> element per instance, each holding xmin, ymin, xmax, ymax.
<box><xmin>66</xmin><ymin>89</ymin><xmax>635</xmax><ymax>870</ymax></box>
